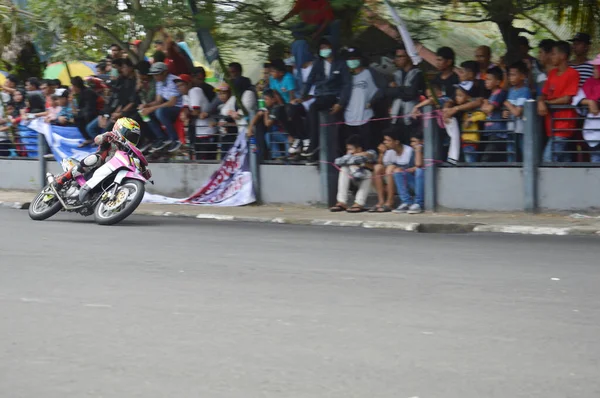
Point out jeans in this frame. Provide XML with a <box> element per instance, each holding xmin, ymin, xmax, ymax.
<box><xmin>463</xmin><ymin>145</ymin><xmax>478</xmax><ymax>163</ymax></box>
<box><xmin>265</xmin><ymin>131</ymin><xmax>289</xmax><ymax>159</ymax></box>
<box><xmin>543</xmin><ymin>136</ymin><xmax>572</xmax><ymax>163</ymax></box>
<box><xmin>393</xmin><ymin>168</ymin><xmax>424</xmax><ymax>207</ymax></box>
<box><xmin>591</xmin><ymin>145</ymin><xmax>600</xmax><ymax>163</ymax></box>
<box><xmin>147</xmin><ymin>106</ymin><xmax>181</xmax><ymax>142</ymax></box>
<box><xmin>506</xmin><ymin>134</ymin><xmax>523</xmax><ymax>163</ymax></box>
<box><xmin>86</xmin><ymin>117</ymin><xmax>104</xmax><ymax>139</ymax></box>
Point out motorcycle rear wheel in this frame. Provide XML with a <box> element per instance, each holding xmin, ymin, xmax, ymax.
<box><xmin>94</xmin><ymin>179</ymin><xmax>145</xmax><ymax>226</ymax></box>
<box><xmin>28</xmin><ymin>186</ymin><xmax>63</xmax><ymax>221</ymax></box>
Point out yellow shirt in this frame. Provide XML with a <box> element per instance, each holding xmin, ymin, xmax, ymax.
<box><xmin>461</xmin><ymin>111</ymin><xmax>487</xmax><ymax>143</ymax></box>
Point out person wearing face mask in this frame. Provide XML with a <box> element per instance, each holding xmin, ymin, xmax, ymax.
<box><xmin>341</xmin><ymin>47</ymin><xmax>382</xmax><ymax>152</ymax></box>
<box><xmin>296</xmin><ymin>36</ymin><xmax>351</xmax><ymax>162</ymax></box>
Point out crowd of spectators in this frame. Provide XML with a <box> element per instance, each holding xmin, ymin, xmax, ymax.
<box><xmin>2</xmin><ymin>7</ymin><xmax>600</xmax><ymax>213</ymax></box>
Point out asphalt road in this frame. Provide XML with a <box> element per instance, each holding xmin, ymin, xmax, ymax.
<box><xmin>1</xmin><ymin>208</ymin><xmax>600</xmax><ymax>398</ymax></box>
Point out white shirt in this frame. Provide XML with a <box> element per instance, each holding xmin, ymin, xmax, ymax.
<box><xmin>183</xmin><ymin>87</ymin><xmax>216</xmax><ymax>137</ymax></box>
<box><xmin>324</xmin><ymin>61</ymin><xmax>332</xmax><ymax>78</ymax></box>
<box><xmin>383</xmin><ymin>146</ymin><xmax>415</xmax><ymax>167</ymax></box>
<box><xmin>301</xmin><ymin>64</ymin><xmax>316</xmax><ymax>111</ymax></box>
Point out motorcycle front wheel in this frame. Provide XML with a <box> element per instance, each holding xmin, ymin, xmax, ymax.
<box><xmin>28</xmin><ymin>186</ymin><xmax>63</xmax><ymax>221</ymax></box>
<box><xmin>94</xmin><ymin>179</ymin><xmax>145</xmax><ymax>226</ymax></box>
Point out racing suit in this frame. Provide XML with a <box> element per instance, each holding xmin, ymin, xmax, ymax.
<box><xmin>54</xmin><ymin>131</ymin><xmax>125</xmax><ymax>200</ymax></box>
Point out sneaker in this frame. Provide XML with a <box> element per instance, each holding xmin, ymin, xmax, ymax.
<box><xmin>407</xmin><ymin>204</ymin><xmax>423</xmax><ymax>214</ymax></box>
<box><xmin>288</xmin><ymin>139</ymin><xmax>301</xmax><ymax>154</ymax></box>
<box><xmin>149</xmin><ymin>140</ymin><xmax>170</xmax><ymax>153</ymax></box>
<box><xmin>301</xmin><ymin>145</ymin><xmax>319</xmax><ymax>157</ymax></box>
<box><xmin>167</xmin><ymin>140</ymin><xmax>182</xmax><ymax>153</ymax></box>
<box><xmin>302</xmin><ymin>139</ymin><xmax>310</xmax><ymax>153</ymax></box>
<box><xmin>392</xmin><ymin>203</ymin><xmax>410</xmax><ymax>213</ymax></box>
<box><xmin>139</xmin><ymin>142</ymin><xmax>153</xmax><ymax>153</ymax></box>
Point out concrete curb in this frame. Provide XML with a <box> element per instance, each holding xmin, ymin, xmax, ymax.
<box><xmin>4</xmin><ymin>201</ymin><xmax>600</xmax><ymax>236</ymax></box>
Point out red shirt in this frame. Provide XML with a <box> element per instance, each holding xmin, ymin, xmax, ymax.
<box><xmin>542</xmin><ymin>67</ymin><xmax>579</xmax><ymax>138</ymax></box>
<box><xmin>292</xmin><ymin>0</ymin><xmax>335</xmax><ymax>26</ymax></box>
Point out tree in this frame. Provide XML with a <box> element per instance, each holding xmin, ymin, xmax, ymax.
<box><xmin>397</xmin><ymin>0</ymin><xmax>600</xmax><ymax>63</ymax></box>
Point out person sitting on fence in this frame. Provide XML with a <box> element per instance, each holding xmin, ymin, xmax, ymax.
<box><xmin>538</xmin><ymin>41</ymin><xmax>580</xmax><ymax>163</ymax></box>
<box><xmin>480</xmin><ymin>66</ymin><xmax>508</xmax><ymax>162</ymax></box>
<box><xmin>176</xmin><ymin>74</ymin><xmax>217</xmax><ymax>160</ymax></box>
<box><xmin>216</xmin><ymin>82</ymin><xmax>248</xmax><ymax>153</ymax></box>
<box><xmin>55</xmin><ymin>89</ymin><xmax>75</xmax><ymax>126</ymax></box>
<box><xmin>247</xmin><ymin>89</ymin><xmax>288</xmax><ymax>160</ymax></box>
<box><xmin>370</xmin><ymin>127</ymin><xmax>413</xmax><ymax>213</ymax></box>
<box><xmin>140</xmin><ymin>61</ymin><xmax>183</xmax><ymax>153</ymax></box>
<box><xmin>573</xmin><ymin>54</ymin><xmax>600</xmax><ymax>163</ymax></box>
<box><xmin>503</xmin><ymin>61</ymin><xmax>532</xmax><ymax>162</ymax></box>
<box><xmin>392</xmin><ymin>133</ymin><xmax>424</xmax><ymax>214</ymax></box>
<box><xmin>329</xmin><ymin>134</ymin><xmax>377</xmax><ymax>213</ymax></box>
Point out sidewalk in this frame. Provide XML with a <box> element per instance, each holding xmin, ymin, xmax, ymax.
<box><xmin>2</xmin><ymin>190</ymin><xmax>600</xmax><ymax>236</ymax></box>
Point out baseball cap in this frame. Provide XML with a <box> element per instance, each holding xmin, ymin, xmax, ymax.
<box><xmin>131</xmin><ymin>39</ymin><xmax>142</xmax><ymax>46</ymax></box>
<box><xmin>342</xmin><ymin>47</ymin><xmax>363</xmax><ymax>59</ymax></box>
<box><xmin>215</xmin><ymin>82</ymin><xmax>230</xmax><ymax>92</ymax></box>
<box><xmin>569</xmin><ymin>32</ymin><xmax>592</xmax><ymax>44</ymax></box>
<box><xmin>453</xmin><ymin>81</ymin><xmax>476</xmax><ymax>97</ymax></box>
<box><xmin>174</xmin><ymin>74</ymin><xmax>192</xmax><ymax>84</ymax></box>
<box><xmin>148</xmin><ymin>62</ymin><xmax>168</xmax><ymax>75</ymax></box>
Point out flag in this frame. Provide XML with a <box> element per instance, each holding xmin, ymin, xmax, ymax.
<box><xmin>188</xmin><ymin>1</ymin><xmax>220</xmax><ymax>64</ymax></box>
<box><xmin>383</xmin><ymin>0</ymin><xmax>422</xmax><ymax>65</ymax></box>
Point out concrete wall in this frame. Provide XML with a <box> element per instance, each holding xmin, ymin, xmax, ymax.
<box><xmin>4</xmin><ymin>159</ymin><xmax>600</xmax><ymax>210</ymax></box>
<box><xmin>0</xmin><ymin>159</ymin><xmax>62</xmax><ymax>191</ymax></box>
<box><xmin>0</xmin><ymin>160</ymin><xmax>321</xmax><ymax>205</ymax></box>
<box><xmin>437</xmin><ymin>168</ymin><xmax>524</xmax><ymax>211</ymax></box>
<box><xmin>538</xmin><ymin>168</ymin><xmax>600</xmax><ymax>211</ymax></box>
<box><xmin>259</xmin><ymin>164</ymin><xmax>321</xmax><ymax>205</ymax></box>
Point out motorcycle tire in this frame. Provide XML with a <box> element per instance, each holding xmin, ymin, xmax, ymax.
<box><xmin>94</xmin><ymin>179</ymin><xmax>145</xmax><ymax>226</ymax></box>
<box><xmin>28</xmin><ymin>187</ymin><xmax>63</xmax><ymax>221</ymax></box>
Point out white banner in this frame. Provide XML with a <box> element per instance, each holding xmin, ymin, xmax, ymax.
<box><xmin>143</xmin><ymin>128</ymin><xmax>256</xmax><ymax>207</ymax></box>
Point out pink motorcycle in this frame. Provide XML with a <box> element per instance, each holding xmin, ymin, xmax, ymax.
<box><xmin>28</xmin><ymin>137</ymin><xmax>152</xmax><ymax>225</ymax></box>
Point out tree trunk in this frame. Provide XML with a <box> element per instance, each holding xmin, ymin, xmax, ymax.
<box><xmin>488</xmin><ymin>0</ymin><xmax>522</xmax><ymax>65</ymax></box>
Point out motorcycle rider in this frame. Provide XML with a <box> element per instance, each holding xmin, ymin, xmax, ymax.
<box><xmin>53</xmin><ymin>117</ymin><xmax>142</xmax><ymax>201</ymax></box>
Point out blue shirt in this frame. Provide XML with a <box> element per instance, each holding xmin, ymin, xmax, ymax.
<box><xmin>269</xmin><ymin>73</ymin><xmax>297</xmax><ymax>103</ymax></box>
<box><xmin>485</xmin><ymin>89</ymin><xmax>508</xmax><ymax>137</ymax></box>
<box><xmin>507</xmin><ymin>86</ymin><xmax>531</xmax><ymax>107</ymax></box>
<box><xmin>156</xmin><ymin>74</ymin><xmax>182</xmax><ymax>107</ymax></box>
<box><xmin>57</xmin><ymin>105</ymin><xmax>73</xmax><ymax>120</ymax></box>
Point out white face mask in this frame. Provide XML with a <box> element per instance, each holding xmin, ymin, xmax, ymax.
<box><xmin>319</xmin><ymin>48</ymin><xmax>332</xmax><ymax>58</ymax></box>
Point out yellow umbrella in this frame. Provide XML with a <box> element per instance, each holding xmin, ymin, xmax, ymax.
<box><xmin>43</xmin><ymin>61</ymin><xmax>97</xmax><ymax>86</ymax></box>
<box><xmin>0</xmin><ymin>71</ymin><xmax>7</xmax><ymax>86</ymax></box>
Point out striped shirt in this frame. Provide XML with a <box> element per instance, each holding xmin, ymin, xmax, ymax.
<box><xmin>571</xmin><ymin>62</ymin><xmax>594</xmax><ymax>87</ymax></box>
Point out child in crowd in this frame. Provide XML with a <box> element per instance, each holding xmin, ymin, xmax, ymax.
<box><xmin>44</xmin><ymin>94</ymin><xmax>62</xmax><ymax>124</ymax></box>
<box><xmin>56</xmin><ymin>89</ymin><xmax>74</xmax><ymax>126</ymax></box>
<box><xmin>480</xmin><ymin>66</ymin><xmax>507</xmax><ymax>162</ymax></box>
<box><xmin>392</xmin><ymin>133</ymin><xmax>424</xmax><ymax>214</ymax></box>
<box><xmin>452</xmin><ymin>83</ymin><xmax>487</xmax><ymax>163</ymax></box>
<box><xmin>330</xmin><ymin>134</ymin><xmax>377</xmax><ymax>213</ymax></box>
<box><xmin>503</xmin><ymin>61</ymin><xmax>532</xmax><ymax>162</ymax></box>
<box><xmin>247</xmin><ymin>89</ymin><xmax>288</xmax><ymax>159</ymax></box>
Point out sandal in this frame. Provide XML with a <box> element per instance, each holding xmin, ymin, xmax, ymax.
<box><xmin>329</xmin><ymin>203</ymin><xmax>348</xmax><ymax>212</ymax></box>
<box><xmin>347</xmin><ymin>204</ymin><xmax>366</xmax><ymax>213</ymax></box>
<box><xmin>369</xmin><ymin>205</ymin><xmax>383</xmax><ymax>213</ymax></box>
<box><xmin>376</xmin><ymin>205</ymin><xmax>392</xmax><ymax>213</ymax></box>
